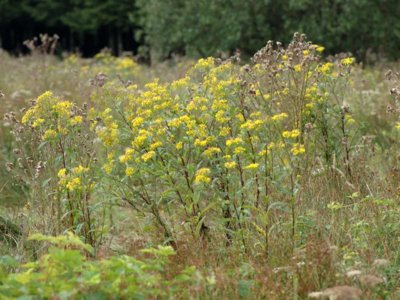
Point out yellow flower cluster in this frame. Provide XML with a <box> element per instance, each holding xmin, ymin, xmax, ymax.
<box><xmin>225</xmin><ymin>137</ymin><xmax>242</xmax><ymax>147</ymax></box>
<box><xmin>21</xmin><ymin>91</ymin><xmax>85</xmax><ymax>141</ymax></box>
<box><xmin>224</xmin><ymin>161</ymin><xmax>237</xmax><ymax>169</ymax></box>
<box><xmin>91</xmin><ymin>51</ymin><xmax>141</xmax><ymax>78</ymax></box>
<box><xmin>192</xmin><ymin>57</ymin><xmax>214</xmax><ymax>72</ymax></box>
<box><xmin>241</xmin><ymin>119</ymin><xmax>264</xmax><ymax>131</ymax></box>
<box><xmin>203</xmin><ymin>147</ymin><xmax>221</xmax><ymax>158</ymax></box>
<box><xmin>42</xmin><ymin>129</ymin><xmax>57</xmax><ymax>141</ymax></box>
<box><xmin>290</xmin><ymin>143</ymin><xmax>306</xmax><ymax>156</ymax></box>
<box><xmin>282</xmin><ymin>129</ymin><xmax>301</xmax><ymax>139</ymax></box>
<box><xmin>194</xmin><ymin>168</ymin><xmax>211</xmax><ymax>184</ymax></box>
<box><xmin>58</xmin><ymin>165</ymin><xmax>89</xmax><ymax>192</ymax></box>
<box><xmin>141</xmin><ymin>151</ymin><xmax>156</xmax><ymax>162</ymax></box>
<box><xmin>125</xmin><ymin>167</ymin><xmax>135</xmax><ymax>177</ymax></box>
<box><xmin>318</xmin><ymin>62</ymin><xmax>334</xmax><ymax>74</ymax></box>
<box><xmin>96</xmin><ymin>108</ymin><xmax>119</xmax><ymax>147</ymax></box>
<box><xmin>341</xmin><ymin>57</ymin><xmax>355</xmax><ymax>66</ymax></box>
<box><xmin>119</xmin><ymin>148</ymin><xmax>135</xmax><ymax>163</ymax></box>
<box><xmin>271</xmin><ymin>113</ymin><xmax>288</xmax><ymax>122</ymax></box>
<box><xmin>83</xmin><ymin>48</ymin><xmax>354</xmax><ymax>204</ymax></box>
<box><xmin>244</xmin><ymin>163</ymin><xmax>259</xmax><ymax>170</ymax></box>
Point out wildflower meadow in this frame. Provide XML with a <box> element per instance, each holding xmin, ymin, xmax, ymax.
<box><xmin>0</xmin><ymin>33</ymin><xmax>399</xmax><ymax>299</ymax></box>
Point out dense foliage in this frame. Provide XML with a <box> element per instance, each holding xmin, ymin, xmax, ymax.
<box><xmin>1</xmin><ymin>0</ymin><xmax>400</xmax><ymax>59</ymax></box>
<box><xmin>138</xmin><ymin>0</ymin><xmax>400</xmax><ymax>60</ymax></box>
<box><xmin>0</xmin><ymin>234</ymin><xmax>198</xmax><ymax>298</ymax></box>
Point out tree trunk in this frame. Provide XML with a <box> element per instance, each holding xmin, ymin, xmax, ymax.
<box><xmin>117</xmin><ymin>30</ymin><xmax>123</xmax><ymax>56</ymax></box>
<box><xmin>69</xmin><ymin>29</ymin><xmax>75</xmax><ymax>52</ymax></box>
<box><xmin>108</xmin><ymin>27</ymin><xmax>114</xmax><ymax>55</ymax></box>
<box><xmin>94</xmin><ymin>29</ymin><xmax>98</xmax><ymax>52</ymax></box>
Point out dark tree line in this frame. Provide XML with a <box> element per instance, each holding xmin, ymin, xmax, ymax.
<box><xmin>0</xmin><ymin>0</ymin><xmax>138</xmax><ymax>56</ymax></box>
<box><xmin>1</xmin><ymin>0</ymin><xmax>400</xmax><ymax>60</ymax></box>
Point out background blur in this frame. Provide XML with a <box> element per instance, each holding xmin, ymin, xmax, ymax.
<box><xmin>1</xmin><ymin>0</ymin><xmax>400</xmax><ymax>60</ymax></box>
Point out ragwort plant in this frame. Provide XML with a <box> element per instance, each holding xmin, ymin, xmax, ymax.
<box><xmin>91</xmin><ymin>33</ymin><xmax>358</xmax><ymax>257</ymax></box>
<box><xmin>8</xmin><ymin>91</ymin><xmax>105</xmax><ymax>248</ymax></box>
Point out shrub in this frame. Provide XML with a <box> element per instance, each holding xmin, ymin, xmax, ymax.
<box><xmin>0</xmin><ymin>233</ymin><xmax>199</xmax><ymax>299</ymax></box>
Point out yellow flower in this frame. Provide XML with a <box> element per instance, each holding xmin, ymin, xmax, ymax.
<box><xmin>240</xmin><ymin>119</ymin><xmax>263</xmax><ymax>130</ymax></box>
<box><xmin>42</xmin><ymin>129</ymin><xmax>57</xmax><ymax>140</ymax></box>
<box><xmin>36</xmin><ymin>91</ymin><xmax>53</xmax><ymax>104</ymax></box>
<box><xmin>132</xmin><ymin>133</ymin><xmax>148</xmax><ymax>148</ymax></box>
<box><xmin>125</xmin><ymin>167</ymin><xmax>135</xmax><ymax>177</ymax></box>
<box><xmin>52</xmin><ymin>101</ymin><xmax>72</xmax><ymax>116</ymax></box>
<box><xmin>58</xmin><ymin>168</ymin><xmax>67</xmax><ymax>178</ymax></box>
<box><xmin>66</xmin><ymin>177</ymin><xmax>81</xmax><ymax>192</ymax></box>
<box><xmin>192</xmin><ymin>57</ymin><xmax>214</xmax><ymax>71</ymax></box>
<box><xmin>233</xmin><ymin>146</ymin><xmax>246</xmax><ymax>154</ymax></box>
<box><xmin>171</xmin><ymin>76</ymin><xmax>190</xmax><ymax>90</ymax></box>
<box><xmin>115</xmin><ymin>57</ymin><xmax>138</xmax><ymax>71</ymax></box>
<box><xmin>305</xmin><ymin>103</ymin><xmax>315</xmax><ymax>110</ymax></box>
<box><xmin>21</xmin><ymin>109</ymin><xmax>35</xmax><ymax>124</ymax></box>
<box><xmin>226</xmin><ymin>137</ymin><xmax>243</xmax><ymax>147</ymax></box>
<box><xmin>318</xmin><ymin>62</ymin><xmax>334</xmax><ymax>74</ymax></box>
<box><xmin>103</xmin><ymin>162</ymin><xmax>113</xmax><ymax>174</ymax></box>
<box><xmin>271</xmin><ymin>113</ymin><xmax>288</xmax><ymax>122</ymax></box>
<box><xmin>215</xmin><ymin>110</ymin><xmax>229</xmax><ymax>123</ymax></box>
<box><xmin>97</xmin><ymin>124</ymin><xmax>119</xmax><ymax>147</ymax></box>
<box><xmin>310</xmin><ymin>44</ymin><xmax>325</xmax><ymax>53</ymax></box>
<box><xmin>32</xmin><ymin>118</ymin><xmax>45</xmax><ymax>128</ymax></box>
<box><xmin>119</xmin><ymin>148</ymin><xmax>135</xmax><ymax>163</ymax></box>
<box><xmin>345</xmin><ymin>115</ymin><xmax>356</xmax><ymax>125</ymax></box>
<box><xmin>176</xmin><ymin>142</ymin><xmax>183</xmax><ymax>150</ymax></box>
<box><xmin>119</xmin><ymin>155</ymin><xmax>128</xmax><ymax>163</ymax></box>
<box><xmin>224</xmin><ymin>161</ymin><xmax>237</xmax><ymax>169</ymax></box>
<box><xmin>168</xmin><ymin>118</ymin><xmax>183</xmax><ymax>128</ymax></box>
<box><xmin>132</xmin><ymin>117</ymin><xmax>145</xmax><ymax>128</ymax></box>
<box><xmin>125</xmin><ymin>148</ymin><xmax>134</xmax><ymax>156</ymax></box>
<box><xmin>291</xmin><ymin>143</ymin><xmax>306</xmax><ymax>155</ymax></box>
<box><xmin>258</xmin><ymin>149</ymin><xmax>268</xmax><ymax>156</ymax></box>
<box><xmin>70</xmin><ymin>115</ymin><xmax>83</xmax><ymax>125</ymax></box>
<box><xmin>294</xmin><ymin>64</ymin><xmax>302</xmax><ymax>72</ymax></box>
<box><xmin>282</xmin><ymin>129</ymin><xmax>300</xmax><ymax>138</ymax></box>
<box><xmin>236</xmin><ymin>113</ymin><xmax>245</xmax><ymax>122</ymax></box>
<box><xmin>244</xmin><ymin>163</ymin><xmax>259</xmax><ymax>170</ymax></box>
<box><xmin>194</xmin><ymin>168</ymin><xmax>211</xmax><ymax>184</ymax></box>
<box><xmin>141</xmin><ymin>150</ymin><xmax>156</xmax><ymax>162</ymax></box>
<box><xmin>203</xmin><ymin>147</ymin><xmax>221</xmax><ymax>158</ymax></box>
<box><xmin>341</xmin><ymin>57</ymin><xmax>355</xmax><ymax>66</ymax></box>
<box><xmin>150</xmin><ymin>141</ymin><xmax>163</xmax><ymax>150</ymax></box>
<box><xmin>194</xmin><ymin>139</ymin><xmax>208</xmax><ymax>147</ymax></box>
<box><xmin>96</xmin><ymin>110</ymin><xmax>119</xmax><ymax>147</ymax></box>
<box><xmin>268</xmin><ymin>142</ymin><xmax>285</xmax><ymax>150</ymax></box>
<box><xmin>219</xmin><ymin>127</ymin><xmax>230</xmax><ymax>136</ymax></box>
<box><xmin>73</xmin><ymin>165</ymin><xmax>89</xmax><ymax>175</ymax></box>
<box><xmin>211</xmin><ymin>99</ymin><xmax>228</xmax><ymax>110</ymax></box>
